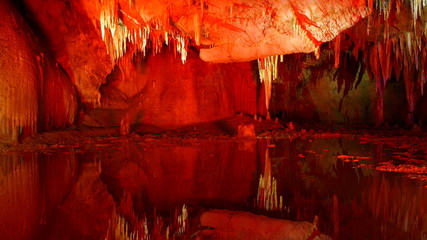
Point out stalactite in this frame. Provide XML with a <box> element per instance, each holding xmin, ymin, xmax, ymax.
<box><xmin>257</xmin><ymin>55</ymin><xmax>279</xmax><ymax>116</ymax></box>
<box><xmin>420</xmin><ymin>47</ymin><xmax>427</xmax><ymax>95</ymax></box>
<box><xmin>361</xmin><ymin>21</ymin><xmax>427</xmax><ymax>126</ymax></box>
<box><xmin>193</xmin><ymin>13</ymin><xmax>201</xmax><ymax>46</ymax></box>
<box><xmin>99</xmin><ymin>0</ymin><xmax>193</xmax><ymax>65</ymax></box>
<box><xmin>175</xmin><ymin>35</ymin><xmax>188</xmax><ymax>64</ymax></box>
<box><xmin>404</xmin><ymin>67</ymin><xmax>416</xmax><ymax>125</ymax></box>
<box><xmin>409</xmin><ymin>0</ymin><xmax>426</xmax><ymax>26</ymax></box>
<box><xmin>368</xmin><ymin>0</ymin><xmax>374</xmax><ymax>13</ymax></box>
<box><xmin>334</xmin><ymin>34</ymin><xmax>341</xmax><ymax>68</ymax></box>
<box><xmin>364</xmin><ymin>42</ymin><xmax>385</xmax><ymax>126</ymax></box>
<box><xmin>375</xmin><ymin>86</ymin><xmax>385</xmax><ymax>126</ymax></box>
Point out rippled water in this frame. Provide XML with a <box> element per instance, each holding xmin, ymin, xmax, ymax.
<box><xmin>0</xmin><ymin>136</ymin><xmax>426</xmax><ymax>239</ymax></box>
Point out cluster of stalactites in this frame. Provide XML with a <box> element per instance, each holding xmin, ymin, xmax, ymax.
<box><xmin>256</xmin><ymin>149</ymin><xmax>284</xmax><ymax>212</ymax></box>
<box><xmin>345</xmin><ymin>29</ymin><xmax>427</xmax><ymax>125</ymax></box>
<box><xmin>380</xmin><ymin>34</ymin><xmax>424</xmax><ymax>122</ymax></box>
<box><xmin>380</xmin><ymin>0</ymin><xmax>427</xmax><ymax>98</ymax></box>
<box><xmin>373</xmin><ymin>0</ymin><xmax>426</xmax><ymax>16</ymax></box>
<box><xmin>409</xmin><ymin>0</ymin><xmax>427</xmax><ymax>25</ymax></box>
<box><xmin>257</xmin><ymin>55</ymin><xmax>283</xmax><ymax>113</ymax></box>
<box><xmin>99</xmin><ymin>0</ymin><xmax>188</xmax><ymax>64</ymax></box>
<box><xmin>373</xmin><ymin>0</ymin><xmax>427</xmax><ymax>28</ymax></box>
<box><xmin>99</xmin><ymin>1</ymin><xmax>150</xmax><ymax>61</ymax></box>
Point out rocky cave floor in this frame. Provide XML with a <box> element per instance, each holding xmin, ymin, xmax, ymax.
<box><xmin>1</xmin><ymin>114</ymin><xmax>427</xmax><ymax>187</ymax></box>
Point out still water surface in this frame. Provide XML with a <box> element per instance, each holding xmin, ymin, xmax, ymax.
<box><xmin>0</xmin><ymin>136</ymin><xmax>425</xmax><ymax>239</ymax></box>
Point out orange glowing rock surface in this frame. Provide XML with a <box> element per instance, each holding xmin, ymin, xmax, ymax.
<box><xmin>81</xmin><ymin>0</ymin><xmax>369</xmax><ymax>63</ymax></box>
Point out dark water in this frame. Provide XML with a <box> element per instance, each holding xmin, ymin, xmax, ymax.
<box><xmin>0</xmin><ymin>137</ymin><xmax>426</xmax><ymax>239</ymax></box>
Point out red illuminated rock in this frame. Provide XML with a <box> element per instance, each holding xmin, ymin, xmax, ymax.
<box><xmin>80</xmin><ymin>0</ymin><xmax>369</xmax><ymax>62</ymax></box>
<box><xmin>22</xmin><ymin>0</ymin><xmax>112</xmax><ymax>105</ymax></box>
<box><xmin>0</xmin><ymin>0</ymin><xmax>77</xmax><ymax>143</ymax></box>
<box><xmin>0</xmin><ymin>0</ymin><xmax>39</xmax><ymax>142</ymax></box>
<box><xmin>96</xmin><ymin>49</ymin><xmax>259</xmax><ymax>128</ymax></box>
<box><xmin>237</xmin><ymin>124</ymin><xmax>256</xmax><ymax>139</ymax></box>
<box><xmin>196</xmin><ymin>0</ymin><xmax>370</xmax><ymax>62</ymax></box>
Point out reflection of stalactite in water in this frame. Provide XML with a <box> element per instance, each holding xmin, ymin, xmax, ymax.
<box><xmin>0</xmin><ymin>154</ymin><xmax>39</xmax><ymax>238</ymax></box>
<box><xmin>0</xmin><ymin>154</ymin><xmax>39</xmax><ymax>204</ymax></box>
<box><xmin>105</xmin><ymin>207</ymin><xmax>149</xmax><ymax>240</ymax></box>
<box><xmin>176</xmin><ymin>204</ymin><xmax>188</xmax><ymax>236</ymax></box>
<box><xmin>105</xmin><ymin>191</ymin><xmax>189</xmax><ymax>240</ymax></box>
<box><xmin>373</xmin><ymin>143</ymin><xmax>383</xmax><ymax>163</ymax></box>
<box><xmin>0</xmin><ymin>152</ymin><xmax>80</xmax><ymax>239</ymax></box>
<box><xmin>332</xmin><ymin>195</ymin><xmax>339</xmax><ymax>240</ymax></box>
<box><xmin>256</xmin><ymin>149</ymin><xmax>285</xmax><ymax>212</ymax></box>
<box><xmin>365</xmin><ymin>173</ymin><xmax>427</xmax><ymax>238</ymax></box>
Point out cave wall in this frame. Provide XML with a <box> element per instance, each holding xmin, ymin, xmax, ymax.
<box><xmin>267</xmin><ymin>52</ymin><xmax>374</xmax><ymax>124</ymax></box>
<box><xmin>85</xmin><ymin>48</ymin><xmax>261</xmax><ymax>128</ymax></box>
<box><xmin>131</xmin><ymin>50</ymin><xmax>258</xmax><ymax>127</ymax></box>
<box><xmin>268</xmin><ymin>55</ymin><xmax>410</xmax><ymax>125</ymax></box>
<box><xmin>0</xmin><ymin>0</ymin><xmax>77</xmax><ymax>143</ymax></box>
<box><xmin>94</xmin><ymin>48</ymin><xmax>413</xmax><ymax>127</ymax></box>
<box><xmin>22</xmin><ymin>0</ymin><xmax>112</xmax><ymax>105</ymax></box>
<box><xmin>0</xmin><ymin>0</ymin><xmax>39</xmax><ymax>141</ymax></box>
<box><xmin>272</xmin><ymin>68</ymin><xmax>411</xmax><ymax>125</ymax></box>
<box><xmin>270</xmin><ymin>70</ymin><xmax>376</xmax><ymax>123</ymax></box>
